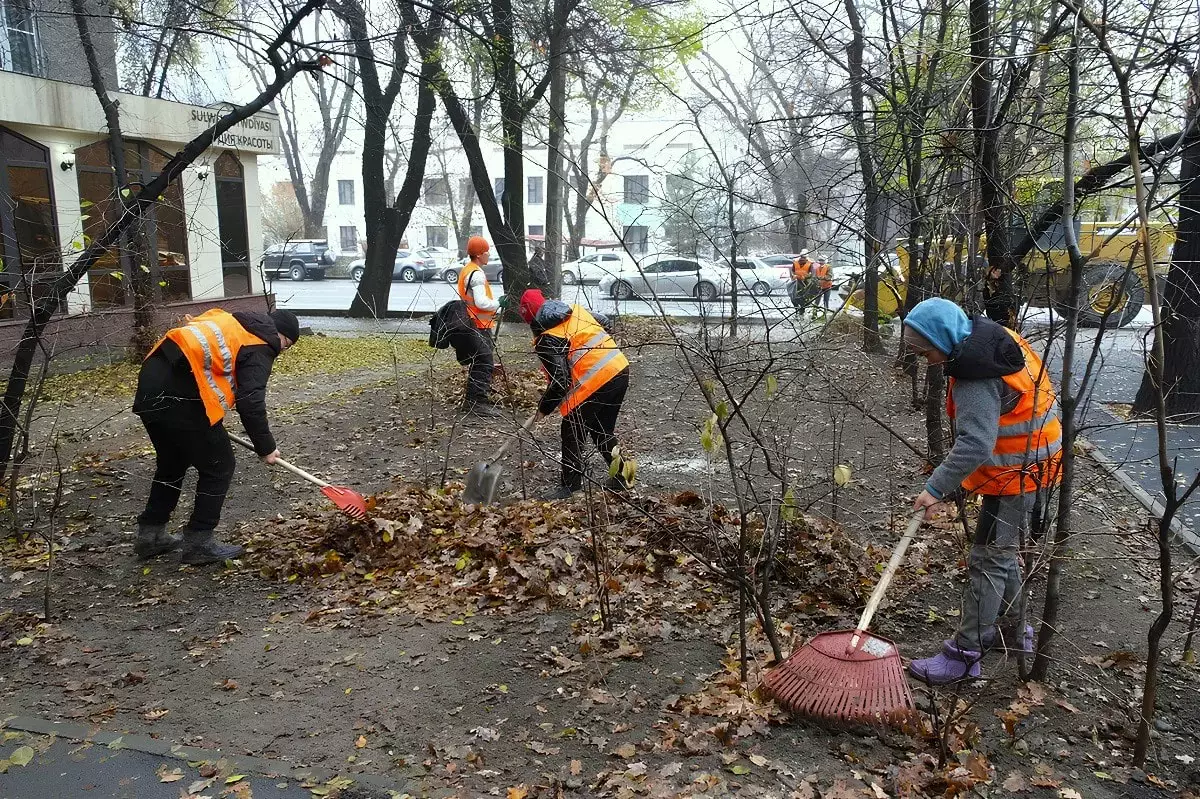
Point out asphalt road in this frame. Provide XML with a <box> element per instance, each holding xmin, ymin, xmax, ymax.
<box><xmin>0</xmin><ymin>739</ymin><xmax>313</xmax><ymax>799</ymax></box>
<box><xmin>271</xmin><ymin>276</ymin><xmax>808</xmax><ymax>321</ymax></box>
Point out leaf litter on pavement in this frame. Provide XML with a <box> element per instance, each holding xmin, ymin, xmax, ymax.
<box><xmin>223</xmin><ymin>481</ymin><xmax>986</xmax><ymax>796</ymax></box>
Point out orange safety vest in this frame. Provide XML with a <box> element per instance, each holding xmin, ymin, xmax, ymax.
<box><xmin>457</xmin><ymin>262</ymin><xmax>495</xmax><ymax>329</ymax></box>
<box><xmin>148</xmin><ymin>309</ymin><xmax>267</xmax><ymax>426</ymax></box>
<box><xmin>947</xmin><ymin>328</ymin><xmax>1063</xmax><ymax>495</ymax></box>
<box><xmin>814</xmin><ymin>262</ymin><xmax>833</xmax><ymax>290</ymax></box>
<box><xmin>540</xmin><ymin>306</ymin><xmax>630</xmax><ymax>416</ymax></box>
<box><xmin>792</xmin><ymin>258</ymin><xmax>812</xmax><ymax>281</ymax></box>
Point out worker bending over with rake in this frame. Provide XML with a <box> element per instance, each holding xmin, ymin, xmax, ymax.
<box><xmin>132</xmin><ymin>308</ymin><xmax>301</xmax><ymax>565</ymax></box>
<box><xmin>519</xmin><ymin>290</ymin><xmax>631</xmax><ymax>500</ymax></box>
<box><xmin>903</xmin><ymin>298</ymin><xmax>1061</xmax><ymax>684</ymax></box>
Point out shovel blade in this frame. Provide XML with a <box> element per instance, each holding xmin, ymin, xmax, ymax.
<box><xmin>463</xmin><ymin>461</ymin><xmax>503</xmax><ymax>504</ymax></box>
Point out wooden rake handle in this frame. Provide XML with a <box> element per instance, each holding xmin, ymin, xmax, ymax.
<box><xmin>850</xmin><ymin>509</ymin><xmax>924</xmax><ymax>647</ymax></box>
<box><xmin>489</xmin><ymin>413</ymin><xmax>539</xmax><ymax>465</ymax></box>
<box><xmin>228</xmin><ymin>432</ymin><xmax>331</xmax><ymax>488</ymax></box>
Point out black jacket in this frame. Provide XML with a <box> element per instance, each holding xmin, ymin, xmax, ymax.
<box><xmin>530</xmin><ymin>301</ymin><xmax>616</xmax><ymax>416</ymax></box>
<box><xmin>133</xmin><ymin>311</ymin><xmax>283</xmax><ymax>454</ymax></box>
<box><xmin>946</xmin><ymin>315</ymin><xmax>1025</xmax><ymax>381</ymax></box>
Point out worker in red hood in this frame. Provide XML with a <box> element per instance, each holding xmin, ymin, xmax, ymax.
<box><xmin>519</xmin><ymin>290</ymin><xmax>631</xmax><ymax>499</ymax></box>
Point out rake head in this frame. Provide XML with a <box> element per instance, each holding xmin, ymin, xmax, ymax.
<box><xmin>762</xmin><ymin>629</ymin><xmax>916</xmax><ymax>728</ymax></box>
<box><xmin>463</xmin><ymin>461</ymin><xmax>503</xmax><ymax>505</ymax></box>
<box><xmin>320</xmin><ymin>485</ymin><xmax>370</xmax><ymax>520</ymax></box>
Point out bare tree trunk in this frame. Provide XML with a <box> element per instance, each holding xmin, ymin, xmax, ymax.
<box><xmin>844</xmin><ymin>0</ymin><xmax>883</xmax><ymax>353</ymax></box>
<box><xmin>543</xmin><ymin>0</ymin><xmax>569</xmax><ymax>298</ymax></box>
<box><xmin>1032</xmin><ymin>28</ymin><xmax>1083</xmax><ymax>680</ymax></box>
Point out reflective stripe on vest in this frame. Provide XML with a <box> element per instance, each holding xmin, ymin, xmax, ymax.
<box><xmin>792</xmin><ymin>259</ymin><xmax>811</xmax><ymax>280</ymax></box>
<box><xmin>457</xmin><ymin>263</ymin><xmax>495</xmax><ymax>329</ymax></box>
<box><xmin>947</xmin><ymin>327</ymin><xmax>1063</xmax><ymax>495</ymax></box>
<box><xmin>542</xmin><ymin>306</ymin><xmax>629</xmax><ymax>416</ymax></box>
<box><xmin>151</xmin><ymin>309</ymin><xmax>267</xmax><ymax>426</ymax></box>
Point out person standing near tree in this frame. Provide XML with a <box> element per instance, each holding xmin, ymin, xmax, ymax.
<box><xmin>902</xmin><ymin>298</ymin><xmax>1061</xmax><ymax>684</ymax></box>
<box><xmin>518</xmin><ymin>289</ymin><xmax>631</xmax><ymax>500</ymax></box>
<box><xmin>132</xmin><ymin>308</ymin><xmax>301</xmax><ymax>565</ymax></box>
<box><xmin>453</xmin><ymin>236</ymin><xmax>506</xmax><ymax>416</ymax></box>
<box><xmin>813</xmin><ymin>259</ymin><xmax>835</xmax><ymax>309</ymax></box>
<box><xmin>789</xmin><ymin>249</ymin><xmax>814</xmax><ymax>309</ymax></box>
<box><xmin>982</xmin><ymin>262</ymin><xmax>1018</xmax><ymax>329</ymax></box>
<box><xmin>528</xmin><ymin>244</ymin><xmax>549</xmax><ymax>290</ymax></box>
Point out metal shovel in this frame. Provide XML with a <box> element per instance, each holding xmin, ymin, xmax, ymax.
<box><xmin>463</xmin><ymin>413</ymin><xmax>538</xmax><ymax>504</ymax></box>
<box><xmin>228</xmin><ymin>433</ymin><xmax>369</xmax><ymax>520</ymax></box>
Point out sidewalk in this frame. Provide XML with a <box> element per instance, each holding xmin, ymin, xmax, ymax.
<box><xmin>0</xmin><ymin>716</ymin><xmax>417</xmax><ymax>799</ymax></box>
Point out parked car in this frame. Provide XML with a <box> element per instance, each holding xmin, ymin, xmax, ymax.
<box><xmin>348</xmin><ymin>249</ymin><xmax>439</xmax><ymax>283</ymax></box>
<box><xmin>561</xmin><ymin>251</ymin><xmax>633</xmax><ymax>285</ymax></box>
<box><xmin>422</xmin><ymin>245</ymin><xmax>458</xmax><ymax>270</ymax></box>
<box><xmin>443</xmin><ymin>257</ymin><xmax>503</xmax><ymax>286</ymax></box>
<box><xmin>729</xmin><ymin>257</ymin><xmax>791</xmax><ymax>296</ymax></box>
<box><xmin>599</xmin><ymin>255</ymin><xmax>730</xmax><ymax>301</ymax></box>
<box><xmin>759</xmin><ymin>254</ymin><xmax>801</xmax><ymax>269</ymax></box>
<box><xmin>261</xmin><ymin>240</ymin><xmax>335</xmax><ymax>281</ymax></box>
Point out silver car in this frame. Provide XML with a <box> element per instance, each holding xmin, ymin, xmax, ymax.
<box><xmin>348</xmin><ymin>249</ymin><xmax>438</xmax><ymax>283</ymax></box>
<box><xmin>599</xmin><ymin>256</ymin><xmax>730</xmax><ymax>301</ymax></box>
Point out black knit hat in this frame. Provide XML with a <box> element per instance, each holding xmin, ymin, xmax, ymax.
<box><xmin>270</xmin><ymin>309</ymin><xmax>301</xmax><ymax>343</ymax></box>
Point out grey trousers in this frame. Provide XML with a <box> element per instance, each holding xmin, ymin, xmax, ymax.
<box><xmin>955</xmin><ymin>492</ymin><xmax>1034</xmax><ymax>651</ymax></box>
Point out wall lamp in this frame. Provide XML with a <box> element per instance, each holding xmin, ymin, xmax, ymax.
<box><xmin>60</xmin><ymin>153</ymin><xmax>75</xmax><ymax>171</ymax></box>
<box><xmin>195</xmin><ymin>165</ymin><xmax>210</xmax><ymax>180</ymax></box>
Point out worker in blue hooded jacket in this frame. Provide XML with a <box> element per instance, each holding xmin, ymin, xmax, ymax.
<box><xmin>903</xmin><ymin>298</ymin><xmax>1062</xmax><ymax>684</ymax></box>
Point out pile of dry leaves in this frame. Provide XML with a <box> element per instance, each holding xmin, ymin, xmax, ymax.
<box><xmin>237</xmin><ymin>485</ymin><xmax>888</xmax><ymax>632</ymax></box>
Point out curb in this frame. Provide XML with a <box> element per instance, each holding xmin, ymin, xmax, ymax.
<box><xmin>1080</xmin><ymin>436</ymin><xmax>1200</xmax><ymax>555</ymax></box>
<box><xmin>1</xmin><ymin>715</ymin><xmax>427</xmax><ymax>798</ymax></box>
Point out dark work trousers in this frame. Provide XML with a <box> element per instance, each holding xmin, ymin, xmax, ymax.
<box><xmin>561</xmin><ymin>368</ymin><xmax>630</xmax><ymax>490</ymax></box>
<box><xmin>138</xmin><ymin>419</ymin><xmax>236</xmax><ymax>532</ymax></box>
<box><xmin>449</xmin><ymin>327</ymin><xmax>495</xmax><ymax>402</ymax></box>
<box><xmin>955</xmin><ymin>492</ymin><xmax>1033</xmax><ymax>652</ymax></box>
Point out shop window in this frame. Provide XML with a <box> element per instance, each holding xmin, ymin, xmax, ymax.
<box><xmin>75</xmin><ymin>139</ymin><xmax>191</xmax><ymax>307</ymax></box>
<box><xmin>0</xmin><ymin>126</ymin><xmax>60</xmax><ymax>320</ymax></box>
<box><xmin>215</xmin><ymin>152</ymin><xmax>250</xmax><ymax>295</ymax></box>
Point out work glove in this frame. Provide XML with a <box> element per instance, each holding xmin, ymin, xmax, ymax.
<box><xmin>498</xmin><ymin>294</ymin><xmax>511</xmax><ymax>310</ymax></box>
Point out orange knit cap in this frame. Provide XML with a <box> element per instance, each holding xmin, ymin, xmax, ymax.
<box><xmin>467</xmin><ymin>236</ymin><xmax>490</xmax><ymax>258</ymax></box>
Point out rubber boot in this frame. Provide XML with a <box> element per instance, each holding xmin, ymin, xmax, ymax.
<box><xmin>982</xmin><ymin>624</ymin><xmax>1035</xmax><ymax>656</ymax></box>
<box><xmin>459</xmin><ymin>399</ymin><xmax>501</xmax><ymax>418</ymax></box>
<box><xmin>180</xmin><ymin>528</ymin><xmax>244</xmax><ymax>566</ymax></box>
<box><xmin>604</xmin><ymin>473</ymin><xmax>630</xmax><ymax>493</ymax></box>
<box><xmin>133</xmin><ymin>522</ymin><xmax>181</xmax><ymax>559</ymax></box>
<box><xmin>908</xmin><ymin>640</ymin><xmax>983</xmax><ymax>685</ymax></box>
<box><xmin>544</xmin><ymin>485</ymin><xmax>577</xmax><ymax>501</ymax></box>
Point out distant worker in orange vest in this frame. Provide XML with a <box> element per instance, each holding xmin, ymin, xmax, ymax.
<box><xmin>453</xmin><ymin>236</ymin><xmax>506</xmax><ymax>417</ymax></box>
<box><xmin>813</xmin><ymin>260</ymin><xmax>835</xmax><ymax>309</ymax></box>
<box><xmin>518</xmin><ymin>289</ymin><xmax>631</xmax><ymax>500</ymax></box>
<box><xmin>132</xmin><ymin>308</ymin><xmax>301</xmax><ymax>565</ymax></box>
<box><xmin>789</xmin><ymin>249</ymin><xmax>814</xmax><ymax>309</ymax></box>
<box><xmin>903</xmin><ymin>298</ymin><xmax>1061</xmax><ymax>685</ymax></box>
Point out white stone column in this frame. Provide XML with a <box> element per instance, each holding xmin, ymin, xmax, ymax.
<box><xmin>242</xmin><ymin>156</ymin><xmax>265</xmax><ymax>295</ymax></box>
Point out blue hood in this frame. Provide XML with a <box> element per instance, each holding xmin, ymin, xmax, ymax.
<box><xmin>905</xmin><ymin>298</ymin><xmax>972</xmax><ymax>355</ymax></box>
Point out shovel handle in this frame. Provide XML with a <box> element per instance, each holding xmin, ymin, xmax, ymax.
<box><xmin>227</xmin><ymin>432</ymin><xmax>331</xmax><ymax>488</ymax></box>
<box><xmin>850</xmin><ymin>510</ymin><xmax>924</xmax><ymax>646</ymax></box>
<box><xmin>489</xmin><ymin>413</ymin><xmax>539</xmax><ymax>464</ymax></box>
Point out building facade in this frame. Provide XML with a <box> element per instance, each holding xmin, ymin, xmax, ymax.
<box><xmin>0</xmin><ymin>0</ymin><xmax>278</xmax><ymax>357</ymax></box>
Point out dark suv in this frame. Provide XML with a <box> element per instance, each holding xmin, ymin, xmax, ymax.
<box><xmin>261</xmin><ymin>240</ymin><xmax>335</xmax><ymax>281</ymax></box>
